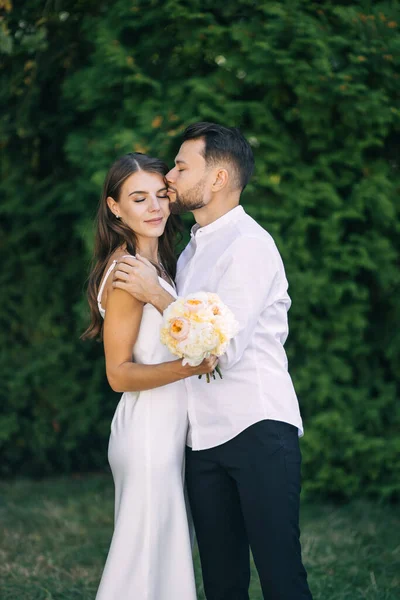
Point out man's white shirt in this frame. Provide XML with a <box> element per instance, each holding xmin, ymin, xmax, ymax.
<box><xmin>175</xmin><ymin>205</ymin><xmax>303</xmax><ymax>450</ymax></box>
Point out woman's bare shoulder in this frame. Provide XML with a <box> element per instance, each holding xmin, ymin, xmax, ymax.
<box><xmin>110</xmin><ymin>246</ymin><xmax>134</xmax><ymax>263</ymax></box>
<box><xmin>101</xmin><ymin>247</ymin><xmax>135</xmax><ymax>307</ymax></box>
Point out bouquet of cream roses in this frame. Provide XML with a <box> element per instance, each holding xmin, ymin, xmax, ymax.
<box><xmin>160</xmin><ymin>292</ymin><xmax>239</xmax><ymax>382</ymax></box>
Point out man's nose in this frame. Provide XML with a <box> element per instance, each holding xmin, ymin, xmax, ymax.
<box><xmin>166</xmin><ymin>167</ymin><xmax>176</xmax><ymax>184</ymax></box>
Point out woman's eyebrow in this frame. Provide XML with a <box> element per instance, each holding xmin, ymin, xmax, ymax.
<box><xmin>128</xmin><ymin>190</ymin><xmax>147</xmax><ymax>196</ymax></box>
<box><xmin>128</xmin><ymin>187</ymin><xmax>168</xmax><ymax>196</ymax></box>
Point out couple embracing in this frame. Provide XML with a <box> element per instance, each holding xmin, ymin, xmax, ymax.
<box><xmin>83</xmin><ymin>122</ymin><xmax>313</xmax><ymax>600</ymax></box>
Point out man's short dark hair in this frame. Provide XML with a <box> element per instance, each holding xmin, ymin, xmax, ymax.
<box><xmin>182</xmin><ymin>122</ymin><xmax>255</xmax><ymax>191</ymax></box>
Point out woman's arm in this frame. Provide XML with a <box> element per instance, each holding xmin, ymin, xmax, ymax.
<box><xmin>103</xmin><ymin>287</ymin><xmax>216</xmax><ymax>393</ymax></box>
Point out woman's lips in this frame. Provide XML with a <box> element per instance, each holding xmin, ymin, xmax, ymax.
<box><xmin>145</xmin><ymin>217</ymin><xmax>163</xmax><ymax>225</ymax></box>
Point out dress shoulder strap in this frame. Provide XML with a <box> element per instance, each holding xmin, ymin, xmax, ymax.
<box><xmin>97</xmin><ymin>260</ymin><xmax>117</xmax><ymax>308</ymax></box>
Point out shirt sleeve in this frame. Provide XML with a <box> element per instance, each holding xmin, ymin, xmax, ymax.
<box><xmin>215</xmin><ymin>235</ymin><xmax>289</xmax><ymax>371</ymax></box>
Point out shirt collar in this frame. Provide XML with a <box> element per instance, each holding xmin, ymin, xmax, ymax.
<box><xmin>190</xmin><ymin>205</ymin><xmax>245</xmax><ymax>239</ymax></box>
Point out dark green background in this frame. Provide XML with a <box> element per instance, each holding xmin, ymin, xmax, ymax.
<box><xmin>1</xmin><ymin>0</ymin><xmax>399</xmax><ymax>500</ymax></box>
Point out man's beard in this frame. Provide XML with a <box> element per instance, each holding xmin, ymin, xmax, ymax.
<box><xmin>169</xmin><ymin>177</ymin><xmax>207</xmax><ymax>215</ymax></box>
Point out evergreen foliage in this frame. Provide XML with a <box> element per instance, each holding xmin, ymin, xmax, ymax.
<box><xmin>1</xmin><ymin>0</ymin><xmax>399</xmax><ymax>499</ymax></box>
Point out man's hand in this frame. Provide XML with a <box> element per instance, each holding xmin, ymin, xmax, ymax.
<box><xmin>112</xmin><ymin>254</ymin><xmax>160</xmax><ymax>304</ymax></box>
<box><xmin>112</xmin><ymin>254</ymin><xmax>175</xmax><ymax>314</ymax></box>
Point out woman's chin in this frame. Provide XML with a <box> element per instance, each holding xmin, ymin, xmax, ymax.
<box><xmin>142</xmin><ymin>223</ymin><xmax>167</xmax><ymax>237</ymax></box>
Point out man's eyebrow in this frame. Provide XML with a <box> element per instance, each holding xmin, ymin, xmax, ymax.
<box><xmin>175</xmin><ymin>159</ymin><xmax>188</xmax><ymax>165</ymax></box>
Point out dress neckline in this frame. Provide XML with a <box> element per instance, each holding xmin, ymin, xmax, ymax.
<box><xmin>158</xmin><ymin>276</ymin><xmax>177</xmax><ymax>298</ymax></box>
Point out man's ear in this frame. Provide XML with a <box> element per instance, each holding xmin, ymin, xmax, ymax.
<box><xmin>212</xmin><ymin>168</ymin><xmax>229</xmax><ymax>192</ymax></box>
<box><xmin>107</xmin><ymin>196</ymin><xmax>120</xmax><ymax>218</ymax></box>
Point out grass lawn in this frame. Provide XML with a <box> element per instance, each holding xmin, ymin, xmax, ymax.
<box><xmin>0</xmin><ymin>474</ymin><xmax>398</xmax><ymax>599</ymax></box>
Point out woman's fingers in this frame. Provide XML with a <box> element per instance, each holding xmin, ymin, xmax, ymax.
<box><xmin>192</xmin><ymin>355</ymin><xmax>220</xmax><ymax>377</ymax></box>
<box><xmin>203</xmin><ymin>355</ymin><xmax>219</xmax><ymax>371</ymax></box>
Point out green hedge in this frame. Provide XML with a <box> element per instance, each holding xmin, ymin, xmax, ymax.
<box><xmin>1</xmin><ymin>0</ymin><xmax>399</xmax><ymax>499</ymax></box>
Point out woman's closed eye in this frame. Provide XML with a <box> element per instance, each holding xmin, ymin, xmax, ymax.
<box><xmin>134</xmin><ymin>194</ymin><xmax>168</xmax><ymax>203</ymax></box>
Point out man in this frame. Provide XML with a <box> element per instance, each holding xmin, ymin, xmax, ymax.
<box><xmin>113</xmin><ymin>122</ymin><xmax>313</xmax><ymax>599</ymax></box>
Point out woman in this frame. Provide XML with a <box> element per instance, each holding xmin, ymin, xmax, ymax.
<box><xmin>82</xmin><ymin>152</ymin><xmax>217</xmax><ymax>600</ymax></box>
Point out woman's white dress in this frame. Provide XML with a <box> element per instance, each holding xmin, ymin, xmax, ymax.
<box><xmin>95</xmin><ymin>262</ymin><xmax>196</xmax><ymax>600</ymax></box>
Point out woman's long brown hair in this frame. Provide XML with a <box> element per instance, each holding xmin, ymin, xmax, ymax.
<box><xmin>82</xmin><ymin>152</ymin><xmax>182</xmax><ymax>341</ymax></box>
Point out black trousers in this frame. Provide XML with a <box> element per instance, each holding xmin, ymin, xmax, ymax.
<box><xmin>185</xmin><ymin>419</ymin><xmax>313</xmax><ymax>600</ymax></box>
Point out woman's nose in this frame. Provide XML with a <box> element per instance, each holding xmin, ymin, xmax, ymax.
<box><xmin>149</xmin><ymin>195</ymin><xmax>161</xmax><ymax>211</ymax></box>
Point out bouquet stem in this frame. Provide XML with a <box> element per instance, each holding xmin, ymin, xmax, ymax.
<box><xmin>198</xmin><ymin>366</ymin><xmax>223</xmax><ymax>383</ymax></box>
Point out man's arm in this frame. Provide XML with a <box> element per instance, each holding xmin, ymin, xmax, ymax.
<box><xmin>215</xmin><ymin>235</ymin><xmax>288</xmax><ymax>371</ymax></box>
<box><xmin>112</xmin><ymin>254</ymin><xmax>175</xmax><ymax>314</ymax></box>
<box><xmin>112</xmin><ymin>240</ymin><xmax>287</xmax><ymax>372</ymax></box>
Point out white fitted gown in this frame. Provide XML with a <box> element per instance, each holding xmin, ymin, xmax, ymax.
<box><xmin>95</xmin><ymin>266</ymin><xmax>196</xmax><ymax>600</ymax></box>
